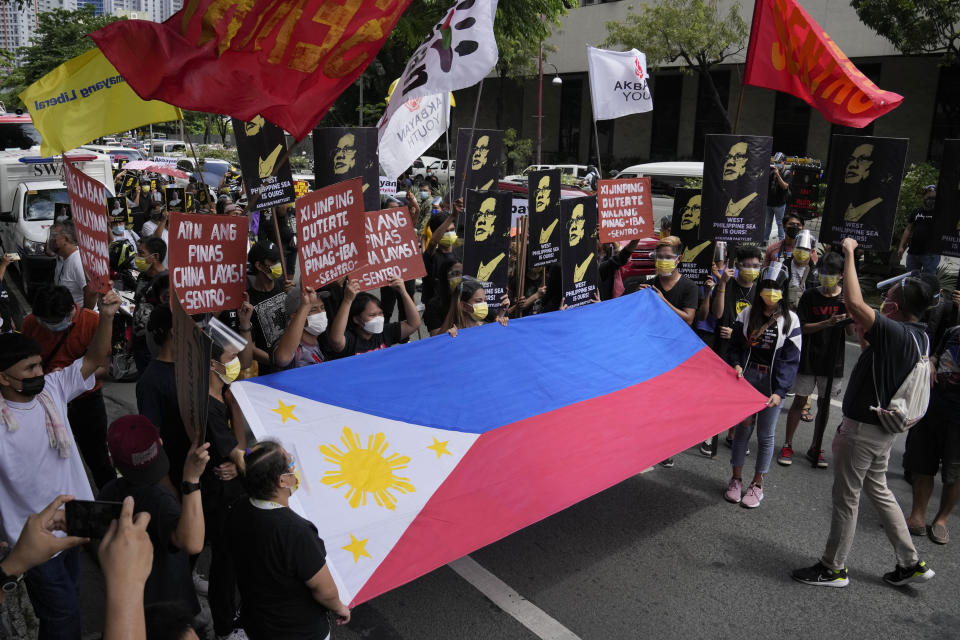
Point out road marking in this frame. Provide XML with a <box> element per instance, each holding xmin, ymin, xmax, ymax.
<box><xmin>448</xmin><ymin>556</ymin><xmax>582</xmax><ymax>640</ymax></box>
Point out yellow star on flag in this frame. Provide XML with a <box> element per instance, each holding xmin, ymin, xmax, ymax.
<box><xmin>271</xmin><ymin>399</ymin><xmax>299</xmax><ymax>424</ymax></box>
<box><xmin>342</xmin><ymin>533</ymin><xmax>372</xmax><ymax>563</ymax></box>
<box><xmin>427</xmin><ymin>437</ymin><xmax>452</xmax><ymax>459</ymax></box>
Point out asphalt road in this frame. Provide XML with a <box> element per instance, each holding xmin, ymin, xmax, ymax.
<box><xmin>82</xmin><ymin>340</ymin><xmax>959</xmax><ymax>640</ymax></box>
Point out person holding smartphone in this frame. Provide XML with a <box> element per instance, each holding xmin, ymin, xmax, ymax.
<box><xmin>0</xmin><ymin>289</ymin><xmax>121</xmax><ymax>640</ymax></box>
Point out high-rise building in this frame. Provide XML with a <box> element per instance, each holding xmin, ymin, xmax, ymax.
<box><xmin>0</xmin><ymin>2</ymin><xmax>37</xmax><ymax>53</ymax></box>
<box><xmin>76</xmin><ymin>0</ymin><xmax>103</xmax><ymax>15</ymax></box>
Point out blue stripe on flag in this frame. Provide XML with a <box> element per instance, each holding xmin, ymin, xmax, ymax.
<box><xmin>247</xmin><ymin>288</ymin><xmax>705</xmax><ymax>434</ymax></box>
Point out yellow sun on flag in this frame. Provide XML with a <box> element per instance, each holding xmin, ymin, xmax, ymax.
<box><xmin>319</xmin><ymin>427</ymin><xmax>415</xmax><ymax>510</ymax></box>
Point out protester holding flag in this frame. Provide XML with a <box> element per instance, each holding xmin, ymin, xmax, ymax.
<box><xmin>436</xmin><ymin>278</ymin><xmax>510</xmax><ymax>337</ymax></box>
<box><xmin>424</xmin><ymin>260</ymin><xmax>463</xmax><ymax>334</ymax></box>
<box><xmin>273</xmin><ymin>286</ymin><xmax>331</xmax><ymax>370</ymax></box>
<box><xmin>627</xmin><ymin>236</ymin><xmax>698</xmax><ymax>326</ymax></box>
<box><xmin>724</xmin><ymin>262</ymin><xmax>801</xmax><ymax>508</ymax></box>
<box><xmin>326</xmin><ymin>278</ymin><xmax>421</xmax><ymax>358</ymax></box>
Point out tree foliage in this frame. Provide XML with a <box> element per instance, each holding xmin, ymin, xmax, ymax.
<box><xmin>0</xmin><ymin>7</ymin><xmax>122</xmax><ymax>110</ymax></box>
<box><xmin>852</xmin><ymin>0</ymin><xmax>960</xmax><ymax>64</ymax></box>
<box><xmin>604</xmin><ymin>0</ymin><xmax>747</xmax><ymax>132</ymax></box>
<box><xmin>504</xmin><ymin>127</ymin><xmax>534</xmax><ymax>173</ymax></box>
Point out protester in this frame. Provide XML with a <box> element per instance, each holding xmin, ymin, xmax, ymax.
<box><xmin>780</xmin><ymin>251</ymin><xmax>848</xmax><ymax>468</ymax></box>
<box><xmin>100</xmin><ymin>416</ymin><xmax>209</xmax><ymax>615</ymax></box>
<box><xmin>132</xmin><ymin>241</ymin><xmax>169</xmax><ymax>374</ymax></box>
<box><xmin>658</xmin><ymin>216</ymin><xmax>672</xmax><ymax>239</ymax></box>
<box><xmin>327</xmin><ymin>277</ymin><xmax>421</xmax><ymax>357</ymax></box>
<box><xmin>0</xmin><ymin>253</ymin><xmax>18</xmax><ymax>333</ymax></box>
<box><xmin>724</xmin><ymin>262</ymin><xmax>801</xmax><ymax>508</ymax></box>
<box><xmin>764</xmin><ymin>152</ymin><xmax>793</xmax><ymax>243</ymax></box>
<box><xmin>918</xmin><ymin>273</ymin><xmax>959</xmax><ymax>350</ymax></box>
<box><xmin>783</xmin><ymin>230</ymin><xmax>819</xmax><ymax>310</ymax></box>
<box><xmin>629</xmin><ymin>236</ymin><xmax>698</xmax><ymax>326</ymax></box>
<box><xmin>246</xmin><ymin>241</ymin><xmax>289</xmax><ymax>372</ymax></box>
<box><xmin>423</xmin><ymin>260</ymin><xmax>462</xmax><ymax>333</ymax></box>
<box><xmin>21</xmin><ymin>284</ymin><xmax>116</xmax><ymax>489</ymax></box>
<box><xmin>140</xmin><ymin>206</ymin><xmax>170</xmax><ymax>266</ymax></box>
<box><xmin>273</xmin><ymin>286</ymin><xmax>331</xmax><ymax>369</ymax></box>
<box><xmin>227</xmin><ymin>441</ymin><xmax>350</xmax><ymax>639</ymax></box>
<box><xmin>903</xmin><ymin>322</ymin><xmax>960</xmax><ymax>545</ymax></box>
<box><xmin>48</xmin><ymin>220</ymin><xmax>86</xmax><ymax>307</ymax></box>
<box><xmin>434</xmin><ymin>278</ymin><xmax>509</xmax><ymax>337</ymax></box>
<box><xmin>711</xmin><ymin>246</ymin><xmax>763</xmax><ymax>359</ymax></box>
<box><xmin>0</xmin><ymin>289</ymin><xmax>120</xmax><ymax>639</ymax></box>
<box><xmin>597</xmin><ymin>239</ymin><xmax>638</xmax><ymax>301</ymax></box>
<box><xmin>110</xmin><ymin>207</ymin><xmax>140</xmax><ymax>255</ymax></box>
<box><xmin>764</xmin><ymin>212</ymin><xmax>817</xmax><ymax>266</ymax></box>
<box><xmin>897</xmin><ymin>185</ymin><xmax>939</xmax><ymax>274</ymax></box>
<box><xmin>793</xmin><ymin>237</ymin><xmax>936</xmax><ymax>588</ymax></box>
<box><xmin>99</xmin><ymin>496</ymin><xmax>153</xmax><ymax>640</ymax></box>
<box><xmin>513</xmin><ymin>265</ymin><xmax>548</xmax><ymax>316</ymax></box>
<box><xmin>422</xmin><ymin>212</ymin><xmax>459</xmax><ymax>304</ymax></box>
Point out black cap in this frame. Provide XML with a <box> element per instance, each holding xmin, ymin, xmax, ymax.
<box><xmin>248</xmin><ymin>241</ymin><xmax>281</xmax><ymax>266</ymax></box>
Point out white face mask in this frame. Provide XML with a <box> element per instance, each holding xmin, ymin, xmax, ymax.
<box><xmin>362</xmin><ymin>316</ymin><xmax>385</xmax><ymax>334</ymax></box>
<box><xmin>305</xmin><ymin>312</ymin><xmax>328</xmax><ymax>336</ymax></box>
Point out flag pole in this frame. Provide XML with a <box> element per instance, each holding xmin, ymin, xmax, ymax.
<box><xmin>592</xmin><ymin>117</ymin><xmax>603</xmax><ymax>179</ymax></box>
<box><xmin>182</xmin><ymin>118</ymin><xmax>209</xmax><ymax>193</ymax></box>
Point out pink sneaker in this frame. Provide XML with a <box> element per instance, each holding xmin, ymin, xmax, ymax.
<box><xmin>741</xmin><ymin>482</ymin><xmax>764</xmax><ymax>508</ymax></box>
<box><xmin>724</xmin><ymin>477</ymin><xmax>743</xmax><ymax>503</ymax></box>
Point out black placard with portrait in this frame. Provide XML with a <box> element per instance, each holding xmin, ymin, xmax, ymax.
<box><xmin>164</xmin><ymin>187</ymin><xmax>186</xmax><ymax>213</ymax></box>
<box><xmin>107</xmin><ymin>197</ymin><xmax>130</xmax><ymax>225</ymax></box>
<box><xmin>233</xmin><ymin>116</ymin><xmax>296</xmax><ymax>212</ymax></box>
<box><xmin>120</xmin><ymin>174</ymin><xmax>137</xmax><ymax>199</ymax></box>
<box><xmin>313</xmin><ymin>127</ymin><xmax>380</xmax><ymax>212</ymax></box>
<box><xmin>560</xmin><ymin>196</ymin><xmax>599</xmax><ymax>308</ymax></box>
<box><xmin>455</xmin><ymin>128</ymin><xmax>503</xmax><ymax>196</ymax></box>
<box><xmin>527</xmin><ymin>169</ymin><xmax>562</xmax><ymax>268</ymax></box>
<box><xmin>700</xmin><ymin>134</ymin><xmax>772</xmax><ymax>244</ymax></box>
<box><xmin>820</xmin><ymin>135</ymin><xmax>908</xmax><ymax>250</ymax></box>
<box><xmin>672</xmin><ymin>188</ymin><xmax>713</xmax><ymax>284</ymax></box>
<box><xmin>933</xmin><ymin>139</ymin><xmax>960</xmax><ymax>258</ymax></box>
<box><xmin>462</xmin><ymin>190</ymin><xmax>511</xmax><ymax>312</ymax></box>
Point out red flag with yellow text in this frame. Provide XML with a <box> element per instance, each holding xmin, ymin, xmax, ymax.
<box><xmin>743</xmin><ymin>0</ymin><xmax>902</xmax><ymax>128</ymax></box>
<box><xmin>90</xmin><ymin>0</ymin><xmax>412</xmax><ymax>139</ymax></box>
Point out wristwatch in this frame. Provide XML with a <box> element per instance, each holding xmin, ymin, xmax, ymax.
<box><xmin>0</xmin><ymin>564</ymin><xmax>22</xmax><ymax>594</ymax></box>
<box><xmin>181</xmin><ymin>481</ymin><xmax>202</xmax><ymax>495</ymax></box>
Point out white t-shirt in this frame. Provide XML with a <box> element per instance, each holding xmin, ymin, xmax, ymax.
<box><xmin>0</xmin><ymin>359</ymin><xmax>95</xmax><ymax>545</ymax></box>
<box><xmin>139</xmin><ymin>223</ymin><xmax>169</xmax><ymax>267</ymax></box>
<box><xmin>55</xmin><ymin>249</ymin><xmax>86</xmax><ymax>306</ymax></box>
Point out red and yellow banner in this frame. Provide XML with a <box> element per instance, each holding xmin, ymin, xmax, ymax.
<box><xmin>744</xmin><ymin>0</ymin><xmax>902</xmax><ymax>128</ymax></box>
<box><xmin>90</xmin><ymin>0</ymin><xmax>412</xmax><ymax>139</ymax></box>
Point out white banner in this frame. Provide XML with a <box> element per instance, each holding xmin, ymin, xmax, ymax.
<box><xmin>378</xmin><ymin>0</ymin><xmax>499</xmax><ymax>177</ymax></box>
<box><xmin>150</xmin><ymin>155</ymin><xmax>179</xmax><ymax>166</ymax></box>
<box><xmin>378</xmin><ymin>93</ymin><xmax>450</xmax><ymax>179</ymax></box>
<box><xmin>379</xmin><ymin>176</ymin><xmax>398</xmax><ymax>195</ymax></box>
<box><xmin>586</xmin><ymin>46</ymin><xmax>654</xmax><ymax>121</ymax></box>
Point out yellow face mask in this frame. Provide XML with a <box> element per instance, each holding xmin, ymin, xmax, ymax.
<box><xmin>134</xmin><ymin>256</ymin><xmax>149</xmax><ymax>271</ymax></box>
<box><xmin>760</xmin><ymin>289</ymin><xmax>782</xmax><ymax>306</ymax></box>
<box><xmin>268</xmin><ymin>263</ymin><xmax>283</xmax><ymax>280</ymax></box>
<box><xmin>439</xmin><ymin>232</ymin><xmax>457</xmax><ymax>248</ymax></box>
<box><xmin>221</xmin><ymin>356</ymin><xmax>241</xmax><ymax>383</ymax></box>
<box><xmin>655</xmin><ymin>259</ymin><xmax>677</xmax><ymax>276</ymax></box>
<box><xmin>470</xmin><ymin>301</ymin><xmax>488</xmax><ymax>320</ymax></box>
<box><xmin>448</xmin><ymin>276</ymin><xmax>462</xmax><ymax>291</ymax></box>
<box><xmin>793</xmin><ymin>249</ymin><xmax>811</xmax><ymax>264</ymax></box>
<box><xmin>739</xmin><ymin>267</ymin><xmax>760</xmax><ymax>282</ymax></box>
<box><xmin>820</xmin><ymin>274</ymin><xmax>839</xmax><ymax>289</ymax></box>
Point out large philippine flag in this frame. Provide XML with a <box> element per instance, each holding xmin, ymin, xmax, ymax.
<box><xmin>231</xmin><ymin>289</ymin><xmax>766</xmax><ymax>606</ymax></box>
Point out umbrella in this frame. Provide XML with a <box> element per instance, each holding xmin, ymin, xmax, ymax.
<box><xmin>122</xmin><ymin>160</ymin><xmax>190</xmax><ymax>178</ymax></box>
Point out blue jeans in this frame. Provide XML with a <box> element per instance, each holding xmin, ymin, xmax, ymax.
<box><xmin>764</xmin><ymin>205</ymin><xmax>786</xmax><ymax>244</ymax></box>
<box><xmin>24</xmin><ymin>547</ymin><xmax>82</xmax><ymax>640</ymax></box>
<box><xmin>905</xmin><ymin>252</ymin><xmax>940</xmax><ymax>275</ymax></box>
<box><xmin>731</xmin><ymin>366</ymin><xmax>782</xmax><ymax>475</ymax></box>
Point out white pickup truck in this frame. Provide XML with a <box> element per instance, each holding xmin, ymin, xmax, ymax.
<box><xmin>0</xmin><ymin>112</ymin><xmax>114</xmax><ymax>297</ymax></box>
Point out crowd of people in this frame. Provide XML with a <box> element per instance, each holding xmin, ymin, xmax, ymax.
<box><xmin>0</xmin><ymin>157</ymin><xmax>957</xmax><ymax>640</ymax></box>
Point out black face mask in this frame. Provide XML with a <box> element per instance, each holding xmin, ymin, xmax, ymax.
<box><xmin>9</xmin><ymin>374</ymin><xmax>45</xmax><ymax>396</ymax></box>
<box><xmin>785</xmin><ymin>226</ymin><xmax>801</xmax><ymax>239</ymax></box>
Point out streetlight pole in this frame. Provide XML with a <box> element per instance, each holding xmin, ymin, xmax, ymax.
<box><xmin>537</xmin><ymin>42</ymin><xmax>543</xmax><ymax>166</ymax></box>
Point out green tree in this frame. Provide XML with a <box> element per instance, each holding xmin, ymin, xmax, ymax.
<box><xmin>504</xmin><ymin>127</ymin><xmax>534</xmax><ymax>173</ymax></box>
<box><xmin>852</xmin><ymin>0</ymin><xmax>959</xmax><ymax>64</ymax></box>
<box><xmin>604</xmin><ymin>0</ymin><xmax>747</xmax><ymax>133</ymax></box>
<box><xmin>0</xmin><ymin>7</ymin><xmax>123</xmax><ymax>110</ymax></box>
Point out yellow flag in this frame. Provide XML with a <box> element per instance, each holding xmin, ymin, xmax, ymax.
<box><xmin>19</xmin><ymin>48</ymin><xmax>181</xmax><ymax>157</ymax></box>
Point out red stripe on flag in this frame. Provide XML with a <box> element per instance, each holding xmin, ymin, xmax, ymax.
<box><xmin>351</xmin><ymin>347</ymin><xmax>766</xmax><ymax>605</ymax></box>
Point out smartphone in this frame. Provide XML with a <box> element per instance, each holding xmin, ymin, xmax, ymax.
<box><xmin>65</xmin><ymin>500</ymin><xmax>122</xmax><ymax>539</ymax></box>
<box><xmin>4</xmin><ymin>253</ymin><xmax>20</xmax><ymax>261</ymax></box>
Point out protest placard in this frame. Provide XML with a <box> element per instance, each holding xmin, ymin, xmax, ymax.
<box><xmin>819</xmin><ymin>135</ymin><xmax>908</xmax><ymax>250</ymax></box>
<box><xmin>462</xmin><ymin>190</ymin><xmax>511</xmax><ymax>311</ymax></box>
<box><xmin>786</xmin><ymin>165</ymin><xmax>821</xmax><ymax>219</ymax></box>
<box><xmin>169</xmin><ymin>212</ymin><xmax>248</xmax><ymax>314</ymax></box>
<box><xmin>597</xmin><ymin>177</ymin><xmax>653</xmax><ymax>242</ymax></box>
<box><xmin>560</xmin><ymin>196</ymin><xmax>599</xmax><ymax>308</ymax></box>
<box><xmin>701</xmin><ymin>134</ymin><xmax>772</xmax><ymax>244</ymax></box>
<box><xmin>297</xmin><ymin>177</ymin><xmax>367</xmax><ymax>290</ymax></box>
<box><xmin>64</xmin><ymin>161</ymin><xmax>110</xmax><ymax>293</ymax></box>
<box><xmin>379</xmin><ymin>177</ymin><xmax>398</xmax><ymax>196</ymax></box>
<box><xmin>934</xmin><ymin>139</ymin><xmax>960</xmax><ymax>258</ymax></box>
<box><xmin>672</xmin><ymin>188</ymin><xmax>713</xmax><ymax>284</ymax></box>
<box><xmin>313</xmin><ymin>127</ymin><xmax>380</xmax><ymax>211</ymax></box>
<box><xmin>352</xmin><ymin>208</ymin><xmax>426</xmax><ymax>292</ymax></box>
<box><xmin>107</xmin><ymin>196</ymin><xmax>129</xmax><ymax>225</ymax></box>
<box><xmin>233</xmin><ymin>116</ymin><xmax>296</xmax><ymax>211</ymax></box>
<box><xmin>527</xmin><ymin>169</ymin><xmax>562</xmax><ymax>268</ymax></box>
<box><xmin>172</xmin><ymin>290</ymin><xmax>212</xmax><ymax>443</ymax></box>
<box><xmin>164</xmin><ymin>186</ymin><xmax>186</xmax><ymax>212</ymax></box>
<box><xmin>455</xmin><ymin>128</ymin><xmax>503</xmax><ymax>195</ymax></box>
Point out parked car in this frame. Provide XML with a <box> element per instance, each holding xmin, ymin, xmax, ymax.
<box><xmin>504</xmin><ymin>164</ymin><xmax>590</xmax><ymax>183</ymax></box>
<box><xmin>80</xmin><ymin>144</ymin><xmax>146</xmax><ymax>166</ymax></box>
<box><xmin>426</xmin><ymin>159</ymin><xmax>456</xmax><ymax>185</ymax></box>
<box><xmin>411</xmin><ymin>155</ymin><xmax>439</xmax><ymax>180</ymax></box>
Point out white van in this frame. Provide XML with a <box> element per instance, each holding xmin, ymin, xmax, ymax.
<box><xmin>504</xmin><ymin>164</ymin><xmax>590</xmax><ymax>183</ymax></box>
<box><xmin>614</xmin><ymin>161</ymin><xmax>703</xmax><ymax>227</ymax></box>
<box><xmin>148</xmin><ymin>140</ymin><xmax>187</xmax><ymax>157</ymax></box>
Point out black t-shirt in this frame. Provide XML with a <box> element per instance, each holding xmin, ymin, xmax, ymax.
<box><xmin>647</xmin><ymin>274</ymin><xmax>699</xmax><ymax>325</ymax></box>
<box><xmin>843</xmin><ymin>312</ymin><xmax>928</xmax><ymax>425</ymax></box>
<box><xmin>767</xmin><ymin>167</ymin><xmax>793</xmax><ymax>206</ymax></box>
<box><xmin>797</xmin><ymin>287</ymin><xmax>847</xmax><ymax>377</ymax></box>
<box><xmin>933</xmin><ymin>326</ymin><xmax>960</xmax><ymax>401</ymax></box>
<box><xmin>908</xmin><ymin>206</ymin><xmax>937</xmax><ymax>254</ymax></box>
<box><xmin>332</xmin><ymin>322</ymin><xmax>403</xmax><ymax>358</ymax></box>
<box><xmin>136</xmin><ymin>360</ymin><xmax>188</xmax><ymax>486</ymax></box>
<box><xmin>423</xmin><ymin>295</ymin><xmax>449</xmax><ymax>332</ymax></box>
<box><xmin>248</xmin><ymin>277</ymin><xmax>288</xmax><ymax>362</ymax></box>
<box><xmin>227</xmin><ymin>501</ymin><xmax>329</xmax><ymax>640</ymax></box>
<box><xmin>749</xmin><ymin>322</ymin><xmax>779</xmax><ymax>367</ymax></box>
<box><xmin>99</xmin><ymin>479</ymin><xmax>198</xmax><ymax>615</ymax></box>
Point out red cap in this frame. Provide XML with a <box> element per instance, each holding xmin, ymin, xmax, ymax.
<box><xmin>106</xmin><ymin>415</ymin><xmax>169</xmax><ymax>485</ymax></box>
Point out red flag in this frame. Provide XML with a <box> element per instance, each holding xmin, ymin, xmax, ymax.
<box><xmin>90</xmin><ymin>0</ymin><xmax>412</xmax><ymax>139</ymax></box>
<box><xmin>743</xmin><ymin>0</ymin><xmax>902</xmax><ymax>128</ymax></box>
